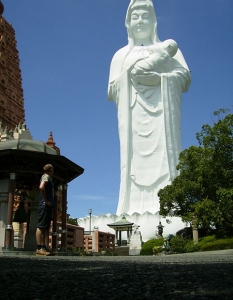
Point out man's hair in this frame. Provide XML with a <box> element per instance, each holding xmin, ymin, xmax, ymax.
<box><xmin>43</xmin><ymin>164</ymin><xmax>53</xmax><ymax>173</ymax></box>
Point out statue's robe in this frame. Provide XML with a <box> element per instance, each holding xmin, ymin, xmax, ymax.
<box><xmin>108</xmin><ymin>44</ymin><xmax>191</xmax><ymax>215</ymax></box>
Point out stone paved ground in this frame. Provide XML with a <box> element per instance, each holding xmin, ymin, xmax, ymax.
<box><xmin>0</xmin><ymin>250</ymin><xmax>233</xmax><ymax>299</ymax></box>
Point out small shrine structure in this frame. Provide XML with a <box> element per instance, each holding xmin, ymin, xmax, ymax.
<box><xmin>107</xmin><ymin>215</ymin><xmax>134</xmax><ymax>246</ymax></box>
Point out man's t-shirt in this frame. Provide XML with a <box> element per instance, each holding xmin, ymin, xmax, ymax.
<box><xmin>39</xmin><ymin>174</ymin><xmax>54</xmax><ymax>206</ymax></box>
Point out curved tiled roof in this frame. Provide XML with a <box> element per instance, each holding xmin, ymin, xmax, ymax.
<box><xmin>0</xmin><ymin>139</ymin><xmax>57</xmax><ymax>155</ymax></box>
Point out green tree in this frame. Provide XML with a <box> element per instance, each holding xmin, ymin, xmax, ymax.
<box><xmin>159</xmin><ymin>109</ymin><xmax>233</xmax><ymax>235</ymax></box>
<box><xmin>67</xmin><ymin>217</ymin><xmax>78</xmax><ymax>225</ymax></box>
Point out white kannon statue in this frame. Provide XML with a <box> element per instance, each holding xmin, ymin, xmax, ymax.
<box><xmin>108</xmin><ymin>0</ymin><xmax>191</xmax><ymax>216</ymax></box>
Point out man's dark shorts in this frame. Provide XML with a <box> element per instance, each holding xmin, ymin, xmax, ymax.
<box><xmin>37</xmin><ymin>205</ymin><xmax>52</xmax><ymax>230</ymax></box>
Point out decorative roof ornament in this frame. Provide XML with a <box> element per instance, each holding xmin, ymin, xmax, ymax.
<box><xmin>46</xmin><ymin>131</ymin><xmax>60</xmax><ymax>155</ymax></box>
<box><xmin>46</xmin><ymin>131</ymin><xmax>55</xmax><ymax>147</ymax></box>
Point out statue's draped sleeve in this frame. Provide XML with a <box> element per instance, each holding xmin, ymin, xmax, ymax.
<box><xmin>108</xmin><ymin>46</ymin><xmax>130</xmax><ymax>102</ymax></box>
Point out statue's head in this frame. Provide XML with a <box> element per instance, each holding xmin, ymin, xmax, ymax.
<box><xmin>125</xmin><ymin>0</ymin><xmax>159</xmax><ymax>47</ymax></box>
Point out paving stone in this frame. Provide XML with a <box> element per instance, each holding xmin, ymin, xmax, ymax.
<box><xmin>0</xmin><ymin>251</ymin><xmax>233</xmax><ymax>299</ymax></box>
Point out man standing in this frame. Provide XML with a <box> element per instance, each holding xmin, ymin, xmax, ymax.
<box><xmin>36</xmin><ymin>164</ymin><xmax>54</xmax><ymax>256</ymax></box>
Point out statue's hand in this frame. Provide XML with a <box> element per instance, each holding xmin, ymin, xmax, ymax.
<box><xmin>133</xmin><ymin>72</ymin><xmax>161</xmax><ymax>86</ymax></box>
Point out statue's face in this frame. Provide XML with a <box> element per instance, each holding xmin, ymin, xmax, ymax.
<box><xmin>129</xmin><ymin>8</ymin><xmax>153</xmax><ymax>42</ymax></box>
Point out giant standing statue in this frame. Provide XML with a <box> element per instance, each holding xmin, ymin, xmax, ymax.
<box><xmin>108</xmin><ymin>0</ymin><xmax>191</xmax><ymax>216</ymax></box>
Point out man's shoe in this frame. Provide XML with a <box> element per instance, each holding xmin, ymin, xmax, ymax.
<box><xmin>44</xmin><ymin>246</ymin><xmax>51</xmax><ymax>253</ymax></box>
<box><xmin>36</xmin><ymin>248</ymin><xmax>51</xmax><ymax>256</ymax></box>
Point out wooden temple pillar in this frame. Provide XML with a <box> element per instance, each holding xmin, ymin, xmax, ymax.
<box><xmin>115</xmin><ymin>229</ymin><xmax>119</xmax><ymax>245</ymax></box>
<box><xmin>24</xmin><ymin>188</ymin><xmax>40</xmax><ymax>251</ymax></box>
<box><xmin>5</xmin><ymin>173</ymin><xmax>16</xmax><ymax>250</ymax></box>
<box><xmin>127</xmin><ymin>228</ymin><xmax>130</xmax><ymax>244</ymax></box>
<box><xmin>119</xmin><ymin>230</ymin><xmax>122</xmax><ymax>246</ymax></box>
<box><xmin>61</xmin><ymin>183</ymin><xmax>68</xmax><ymax>252</ymax></box>
<box><xmin>52</xmin><ymin>185</ymin><xmax>58</xmax><ymax>251</ymax></box>
<box><xmin>0</xmin><ymin>182</ymin><xmax>10</xmax><ymax>250</ymax></box>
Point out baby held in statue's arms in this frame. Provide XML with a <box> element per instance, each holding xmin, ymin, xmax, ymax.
<box><xmin>131</xmin><ymin>39</ymin><xmax>178</xmax><ymax>75</ymax></box>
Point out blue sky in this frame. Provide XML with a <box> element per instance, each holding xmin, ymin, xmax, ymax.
<box><xmin>3</xmin><ymin>0</ymin><xmax>233</xmax><ymax>218</ymax></box>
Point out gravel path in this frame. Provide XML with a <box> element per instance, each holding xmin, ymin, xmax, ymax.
<box><xmin>0</xmin><ymin>250</ymin><xmax>233</xmax><ymax>299</ymax></box>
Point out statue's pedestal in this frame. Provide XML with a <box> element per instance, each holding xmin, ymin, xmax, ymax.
<box><xmin>78</xmin><ymin>211</ymin><xmax>185</xmax><ymax>242</ymax></box>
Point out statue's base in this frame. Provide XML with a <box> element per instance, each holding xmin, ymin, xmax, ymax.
<box><xmin>78</xmin><ymin>211</ymin><xmax>185</xmax><ymax>242</ymax></box>
<box><xmin>129</xmin><ymin>249</ymin><xmax>141</xmax><ymax>256</ymax></box>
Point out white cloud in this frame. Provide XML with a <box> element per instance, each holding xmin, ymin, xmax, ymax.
<box><xmin>72</xmin><ymin>194</ymin><xmax>118</xmax><ymax>205</ymax></box>
<box><xmin>73</xmin><ymin>195</ymin><xmax>107</xmax><ymax>201</ymax></box>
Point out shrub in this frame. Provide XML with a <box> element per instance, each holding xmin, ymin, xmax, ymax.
<box><xmin>140</xmin><ymin>238</ymin><xmax>164</xmax><ymax>255</ymax></box>
<box><xmin>103</xmin><ymin>251</ymin><xmax>116</xmax><ymax>256</ymax></box>
<box><xmin>152</xmin><ymin>246</ymin><xmax>163</xmax><ymax>255</ymax></box>
<box><xmin>170</xmin><ymin>235</ymin><xmax>188</xmax><ymax>253</ymax></box>
<box><xmin>215</xmin><ymin>228</ymin><xmax>230</xmax><ymax>239</ymax></box>
<box><xmin>185</xmin><ymin>240</ymin><xmax>199</xmax><ymax>253</ymax></box>
<box><xmin>182</xmin><ymin>235</ymin><xmax>217</xmax><ymax>253</ymax></box>
<box><xmin>67</xmin><ymin>247</ymin><xmax>85</xmax><ymax>256</ymax></box>
<box><xmin>176</xmin><ymin>227</ymin><xmax>192</xmax><ymax>239</ymax></box>
<box><xmin>197</xmin><ymin>235</ymin><xmax>216</xmax><ymax>248</ymax></box>
<box><xmin>200</xmin><ymin>238</ymin><xmax>233</xmax><ymax>251</ymax></box>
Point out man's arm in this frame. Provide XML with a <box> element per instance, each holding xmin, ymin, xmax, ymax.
<box><xmin>39</xmin><ymin>181</ymin><xmax>51</xmax><ymax>206</ymax></box>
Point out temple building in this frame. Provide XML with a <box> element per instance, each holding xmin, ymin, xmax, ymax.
<box><xmin>0</xmin><ymin>1</ymin><xmax>25</xmax><ymax>130</ymax></box>
<box><xmin>0</xmin><ymin>1</ymin><xmax>85</xmax><ymax>253</ymax></box>
<box><xmin>0</xmin><ymin>2</ymin><xmax>116</xmax><ymax>255</ymax></box>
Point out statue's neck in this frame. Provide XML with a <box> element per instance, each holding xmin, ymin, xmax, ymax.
<box><xmin>133</xmin><ymin>38</ymin><xmax>152</xmax><ymax>46</ymax></box>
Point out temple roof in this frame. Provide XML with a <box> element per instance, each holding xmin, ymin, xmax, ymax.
<box><xmin>0</xmin><ymin>139</ymin><xmax>57</xmax><ymax>155</ymax></box>
<box><xmin>0</xmin><ymin>148</ymin><xmax>84</xmax><ymax>188</ymax></box>
<box><xmin>107</xmin><ymin>216</ymin><xmax>134</xmax><ymax>231</ymax></box>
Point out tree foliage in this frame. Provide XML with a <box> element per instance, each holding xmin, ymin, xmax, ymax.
<box><xmin>159</xmin><ymin>108</ymin><xmax>233</xmax><ymax>235</ymax></box>
<box><xmin>67</xmin><ymin>217</ymin><xmax>78</xmax><ymax>225</ymax></box>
